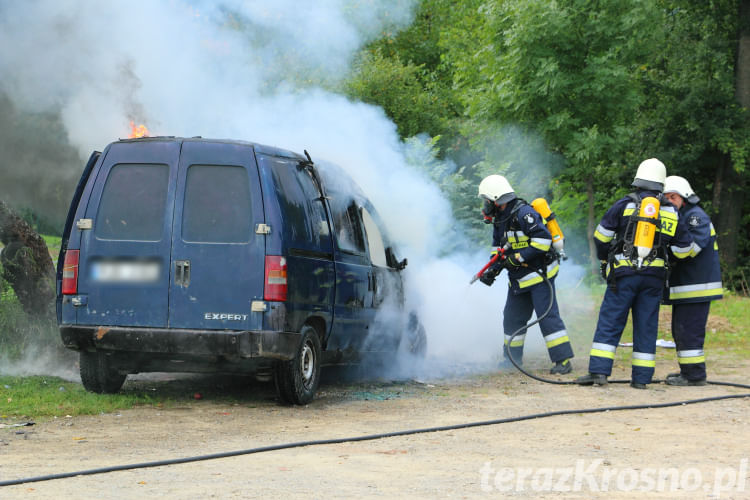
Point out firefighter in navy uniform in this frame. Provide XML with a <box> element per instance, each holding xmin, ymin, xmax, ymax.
<box><xmin>662</xmin><ymin>175</ymin><xmax>723</xmax><ymax>386</ymax></box>
<box><xmin>477</xmin><ymin>175</ymin><xmax>574</xmax><ymax>375</ymax></box>
<box><xmin>576</xmin><ymin>159</ymin><xmax>694</xmax><ymax>389</ymax></box>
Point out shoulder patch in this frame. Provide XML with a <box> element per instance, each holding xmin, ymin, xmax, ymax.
<box><xmin>688</xmin><ymin>215</ymin><xmax>700</xmax><ymax>227</ymax></box>
<box><xmin>523</xmin><ymin>213</ymin><xmax>535</xmax><ymax>225</ymax></box>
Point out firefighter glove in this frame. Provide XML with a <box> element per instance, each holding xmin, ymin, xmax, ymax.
<box><xmin>600</xmin><ymin>261</ymin><xmax>608</xmax><ymax>281</ymax></box>
<box><xmin>479</xmin><ymin>262</ymin><xmax>503</xmax><ymax>287</ymax></box>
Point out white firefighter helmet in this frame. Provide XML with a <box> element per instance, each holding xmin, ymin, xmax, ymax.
<box><xmin>478</xmin><ymin>175</ymin><xmax>516</xmax><ymax>205</ymax></box>
<box><xmin>664</xmin><ymin>175</ymin><xmax>700</xmax><ymax>204</ymax></box>
<box><xmin>632</xmin><ymin>158</ymin><xmax>667</xmax><ymax>191</ymax></box>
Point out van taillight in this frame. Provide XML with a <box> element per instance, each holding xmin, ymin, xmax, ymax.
<box><xmin>264</xmin><ymin>256</ymin><xmax>287</xmax><ymax>302</ymax></box>
<box><xmin>62</xmin><ymin>250</ymin><xmax>79</xmax><ymax>295</ymax></box>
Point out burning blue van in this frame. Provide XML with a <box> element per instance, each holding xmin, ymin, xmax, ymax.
<box><xmin>56</xmin><ymin>137</ymin><xmax>425</xmax><ymax>404</ymax></box>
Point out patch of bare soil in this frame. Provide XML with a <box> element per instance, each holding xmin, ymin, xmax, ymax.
<box><xmin>1</xmin><ymin>359</ymin><xmax>749</xmax><ymax>499</ymax></box>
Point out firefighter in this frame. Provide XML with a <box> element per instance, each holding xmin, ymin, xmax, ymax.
<box><xmin>576</xmin><ymin>159</ymin><xmax>694</xmax><ymax>389</ymax></box>
<box><xmin>662</xmin><ymin>175</ymin><xmax>722</xmax><ymax>386</ymax></box>
<box><xmin>477</xmin><ymin>174</ymin><xmax>574</xmax><ymax>374</ymax></box>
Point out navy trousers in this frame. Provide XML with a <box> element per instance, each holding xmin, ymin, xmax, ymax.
<box><xmin>671</xmin><ymin>301</ymin><xmax>710</xmax><ymax>381</ymax></box>
<box><xmin>588</xmin><ymin>274</ymin><xmax>662</xmax><ymax>384</ymax></box>
<box><xmin>502</xmin><ymin>277</ymin><xmax>574</xmax><ymax>364</ymax></box>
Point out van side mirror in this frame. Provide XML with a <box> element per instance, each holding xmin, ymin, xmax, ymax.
<box><xmin>386</xmin><ymin>247</ymin><xmax>407</xmax><ymax>270</ymax></box>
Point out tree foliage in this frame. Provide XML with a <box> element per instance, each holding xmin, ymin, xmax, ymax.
<box><xmin>345</xmin><ymin>0</ymin><xmax>750</xmax><ymax>287</ymax></box>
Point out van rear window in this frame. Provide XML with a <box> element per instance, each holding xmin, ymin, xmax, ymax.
<box><xmin>182</xmin><ymin>165</ymin><xmax>251</xmax><ymax>243</ymax></box>
<box><xmin>95</xmin><ymin>163</ymin><xmax>169</xmax><ymax>241</ymax></box>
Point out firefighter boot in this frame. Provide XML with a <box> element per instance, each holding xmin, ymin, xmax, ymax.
<box><xmin>575</xmin><ymin>373</ymin><xmax>608</xmax><ymax>386</ymax></box>
<box><xmin>550</xmin><ymin>359</ymin><xmax>572</xmax><ymax>375</ymax></box>
<box><xmin>630</xmin><ymin>382</ymin><xmax>647</xmax><ymax>389</ymax></box>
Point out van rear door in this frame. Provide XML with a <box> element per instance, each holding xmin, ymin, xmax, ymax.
<box><xmin>75</xmin><ymin>140</ymin><xmax>178</xmax><ymax>328</ymax></box>
<box><xmin>168</xmin><ymin>141</ymin><xmax>265</xmax><ymax>331</ymax></box>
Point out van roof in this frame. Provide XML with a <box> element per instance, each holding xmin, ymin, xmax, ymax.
<box><xmin>114</xmin><ymin>136</ymin><xmax>307</xmax><ymax>161</ymax></box>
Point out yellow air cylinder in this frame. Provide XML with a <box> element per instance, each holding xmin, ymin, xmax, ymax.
<box><xmin>531</xmin><ymin>198</ymin><xmax>565</xmax><ymax>257</ymax></box>
<box><xmin>634</xmin><ymin>196</ymin><xmax>660</xmax><ymax>268</ymax></box>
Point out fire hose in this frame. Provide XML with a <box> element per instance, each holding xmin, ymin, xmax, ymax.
<box><xmin>1</xmin><ymin>273</ymin><xmax>748</xmax><ymax>487</ymax></box>
<box><xmin>499</xmin><ymin>267</ymin><xmax>576</xmax><ymax>385</ymax></box>
<box><xmin>496</xmin><ymin>269</ymin><xmax>634</xmax><ymax>385</ymax></box>
<box><xmin>495</xmin><ymin>267</ymin><xmax>743</xmax><ymax>389</ymax></box>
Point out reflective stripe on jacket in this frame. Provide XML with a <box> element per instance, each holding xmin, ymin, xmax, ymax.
<box><xmin>667</xmin><ymin>203</ymin><xmax>723</xmax><ymax>304</ymax></box>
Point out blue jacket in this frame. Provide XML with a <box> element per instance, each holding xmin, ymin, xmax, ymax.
<box><xmin>491</xmin><ymin>199</ymin><xmax>558</xmax><ymax>292</ymax></box>
<box><xmin>666</xmin><ymin>203</ymin><xmax>723</xmax><ymax>303</ymax></box>
<box><xmin>593</xmin><ymin>190</ymin><xmax>693</xmax><ymax>280</ymax></box>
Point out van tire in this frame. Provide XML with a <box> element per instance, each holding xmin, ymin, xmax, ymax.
<box><xmin>80</xmin><ymin>351</ymin><xmax>127</xmax><ymax>394</ymax></box>
<box><xmin>274</xmin><ymin>325</ymin><xmax>321</xmax><ymax>405</ymax></box>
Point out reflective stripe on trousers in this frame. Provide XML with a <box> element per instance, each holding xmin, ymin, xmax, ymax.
<box><xmin>588</xmin><ymin>274</ymin><xmax>662</xmax><ymax>384</ymax></box>
<box><xmin>671</xmin><ymin>301</ymin><xmax>710</xmax><ymax>381</ymax></box>
<box><xmin>502</xmin><ymin>277</ymin><xmax>574</xmax><ymax>363</ymax></box>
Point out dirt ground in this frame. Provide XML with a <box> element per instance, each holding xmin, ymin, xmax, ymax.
<box><xmin>1</xmin><ymin>358</ymin><xmax>749</xmax><ymax>499</ymax></box>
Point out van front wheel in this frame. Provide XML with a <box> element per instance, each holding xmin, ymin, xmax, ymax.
<box><xmin>274</xmin><ymin>325</ymin><xmax>321</xmax><ymax>405</ymax></box>
<box><xmin>80</xmin><ymin>351</ymin><xmax>127</xmax><ymax>394</ymax></box>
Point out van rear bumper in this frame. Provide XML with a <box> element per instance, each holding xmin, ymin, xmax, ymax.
<box><xmin>60</xmin><ymin>326</ymin><xmax>301</xmax><ymax>361</ymax></box>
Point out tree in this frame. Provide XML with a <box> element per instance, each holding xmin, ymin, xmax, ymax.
<box><xmin>343</xmin><ymin>48</ymin><xmax>447</xmax><ymax>139</ymax></box>
<box><xmin>343</xmin><ymin>0</ymin><xmax>468</xmax><ymax>151</ymax></box>
<box><xmin>449</xmin><ymin>0</ymin><xmax>663</xmax><ymax>270</ymax></box>
<box><xmin>344</xmin><ymin>0</ymin><xmax>750</xmax><ymax>284</ymax></box>
<box><xmin>637</xmin><ymin>1</ymin><xmax>750</xmax><ymax>283</ymax></box>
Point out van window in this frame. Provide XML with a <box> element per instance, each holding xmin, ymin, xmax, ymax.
<box><xmin>257</xmin><ymin>155</ymin><xmax>331</xmax><ymax>252</ymax></box>
<box><xmin>182</xmin><ymin>165</ymin><xmax>251</xmax><ymax>243</ymax></box>
<box><xmin>361</xmin><ymin>207</ymin><xmax>387</xmax><ymax>267</ymax></box>
<box><xmin>95</xmin><ymin>163</ymin><xmax>169</xmax><ymax>241</ymax></box>
<box><xmin>330</xmin><ymin>198</ymin><xmax>366</xmax><ymax>255</ymax></box>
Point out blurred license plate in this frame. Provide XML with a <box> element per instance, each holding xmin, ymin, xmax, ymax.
<box><xmin>90</xmin><ymin>260</ymin><xmax>160</xmax><ymax>283</ymax></box>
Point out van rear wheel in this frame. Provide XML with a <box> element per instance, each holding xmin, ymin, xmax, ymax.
<box><xmin>274</xmin><ymin>325</ymin><xmax>321</xmax><ymax>405</ymax></box>
<box><xmin>79</xmin><ymin>351</ymin><xmax>127</xmax><ymax>394</ymax></box>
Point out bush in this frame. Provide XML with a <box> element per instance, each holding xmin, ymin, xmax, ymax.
<box><xmin>0</xmin><ymin>262</ymin><xmax>60</xmax><ymax>361</ymax></box>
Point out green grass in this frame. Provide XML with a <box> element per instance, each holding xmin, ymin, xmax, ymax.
<box><xmin>0</xmin><ymin>376</ymin><xmax>163</xmax><ymax>419</ymax></box>
<box><xmin>42</xmin><ymin>233</ymin><xmax>62</xmax><ymax>262</ymax></box>
<box><xmin>0</xmin><ymin>373</ymin><xmax>275</xmax><ymax>422</ymax></box>
<box><xmin>563</xmin><ymin>288</ymin><xmax>750</xmax><ymax>366</ymax></box>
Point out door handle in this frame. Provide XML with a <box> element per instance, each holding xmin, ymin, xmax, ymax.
<box><xmin>175</xmin><ymin>260</ymin><xmax>191</xmax><ymax>287</ymax></box>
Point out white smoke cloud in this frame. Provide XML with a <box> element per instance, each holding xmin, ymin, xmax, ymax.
<box><xmin>0</xmin><ymin>0</ymin><xmax>582</xmax><ymax>379</ymax></box>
